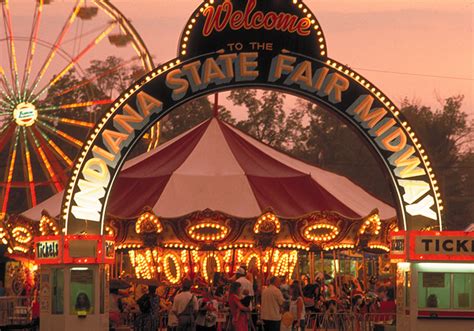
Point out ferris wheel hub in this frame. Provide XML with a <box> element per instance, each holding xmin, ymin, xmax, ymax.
<box><xmin>13</xmin><ymin>102</ymin><xmax>37</xmax><ymax>127</ymax></box>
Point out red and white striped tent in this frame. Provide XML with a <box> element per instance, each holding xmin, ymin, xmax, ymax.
<box><xmin>22</xmin><ymin>117</ymin><xmax>396</xmax><ymax>221</ymax></box>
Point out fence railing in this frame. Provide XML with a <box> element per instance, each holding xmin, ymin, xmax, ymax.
<box><xmin>117</xmin><ymin>311</ymin><xmax>396</xmax><ymax>331</ymax></box>
<box><xmin>0</xmin><ymin>296</ymin><xmax>32</xmax><ymax>327</ymax></box>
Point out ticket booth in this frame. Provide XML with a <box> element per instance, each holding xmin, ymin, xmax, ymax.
<box><xmin>390</xmin><ymin>231</ymin><xmax>474</xmax><ymax>331</ymax></box>
<box><xmin>34</xmin><ymin>235</ymin><xmax>115</xmax><ymax>331</ymax></box>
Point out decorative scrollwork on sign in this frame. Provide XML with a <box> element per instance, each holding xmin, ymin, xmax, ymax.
<box><xmin>136</xmin><ymin>211</ymin><xmax>163</xmax><ymax>247</ymax></box>
<box><xmin>254</xmin><ymin>212</ymin><xmax>281</xmax><ymax>234</ymax></box>
<box><xmin>136</xmin><ymin>212</ymin><xmax>163</xmax><ymax>234</ymax></box>
<box><xmin>39</xmin><ymin>215</ymin><xmax>60</xmax><ymax>236</ymax></box>
<box><xmin>359</xmin><ymin>212</ymin><xmax>382</xmax><ymax>235</ymax></box>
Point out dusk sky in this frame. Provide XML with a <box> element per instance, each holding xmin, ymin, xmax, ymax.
<box><xmin>118</xmin><ymin>0</ymin><xmax>473</xmax><ymax>117</ymax></box>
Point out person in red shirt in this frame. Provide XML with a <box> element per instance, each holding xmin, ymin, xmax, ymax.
<box><xmin>376</xmin><ymin>286</ymin><xmax>396</xmax><ymax>326</ymax></box>
<box><xmin>228</xmin><ymin>282</ymin><xmax>250</xmax><ymax>331</ymax></box>
<box><xmin>32</xmin><ymin>289</ymin><xmax>40</xmax><ymax>330</ymax></box>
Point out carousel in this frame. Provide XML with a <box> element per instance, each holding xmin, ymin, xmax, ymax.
<box><xmin>1</xmin><ymin>113</ymin><xmax>397</xmax><ymax>285</ymax></box>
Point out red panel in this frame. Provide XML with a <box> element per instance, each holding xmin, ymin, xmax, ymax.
<box><xmin>407</xmin><ymin>231</ymin><xmax>474</xmax><ymax>262</ymax></box>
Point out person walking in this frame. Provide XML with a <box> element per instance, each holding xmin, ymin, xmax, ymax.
<box><xmin>195</xmin><ymin>288</ymin><xmax>218</xmax><ymax>331</ymax></box>
<box><xmin>236</xmin><ymin>267</ymin><xmax>254</xmax><ymax>298</ymax></box>
<box><xmin>261</xmin><ymin>276</ymin><xmax>284</xmax><ymax>331</ymax></box>
<box><xmin>136</xmin><ymin>285</ymin><xmax>159</xmax><ymax>331</ymax></box>
<box><xmin>228</xmin><ymin>282</ymin><xmax>251</xmax><ymax>331</ymax></box>
<box><xmin>289</xmin><ymin>282</ymin><xmax>305</xmax><ymax>331</ymax></box>
<box><xmin>171</xmin><ymin>279</ymin><xmax>198</xmax><ymax>331</ymax></box>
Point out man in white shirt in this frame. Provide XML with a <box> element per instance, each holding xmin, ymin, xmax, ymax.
<box><xmin>261</xmin><ymin>276</ymin><xmax>284</xmax><ymax>331</ymax></box>
<box><xmin>235</xmin><ymin>267</ymin><xmax>254</xmax><ymax>297</ymax></box>
<box><xmin>168</xmin><ymin>279</ymin><xmax>198</xmax><ymax>330</ymax></box>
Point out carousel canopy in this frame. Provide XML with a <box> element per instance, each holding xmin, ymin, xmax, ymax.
<box><xmin>22</xmin><ymin>117</ymin><xmax>396</xmax><ymax>221</ymax></box>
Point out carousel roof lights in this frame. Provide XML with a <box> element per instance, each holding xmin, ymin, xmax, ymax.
<box><xmin>218</xmin><ymin>243</ymin><xmax>254</xmax><ymax>250</ymax></box>
<box><xmin>163</xmin><ymin>243</ymin><xmax>198</xmax><ymax>250</ymax></box>
<box><xmin>188</xmin><ymin>222</ymin><xmax>229</xmax><ymax>242</ymax></box>
<box><xmin>368</xmin><ymin>244</ymin><xmax>390</xmax><ymax>252</ymax></box>
<box><xmin>323</xmin><ymin>243</ymin><xmax>355</xmax><ymax>251</ymax></box>
<box><xmin>303</xmin><ymin>223</ymin><xmax>339</xmax><ymax>242</ymax></box>
<box><xmin>12</xmin><ymin>226</ymin><xmax>33</xmax><ymax>244</ymax></box>
<box><xmin>116</xmin><ymin>243</ymin><xmax>142</xmax><ymax>250</ymax></box>
<box><xmin>277</xmin><ymin>243</ymin><xmax>310</xmax><ymax>251</ymax></box>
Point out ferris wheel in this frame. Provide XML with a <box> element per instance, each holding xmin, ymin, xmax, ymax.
<box><xmin>0</xmin><ymin>0</ymin><xmax>155</xmax><ymax>214</ymax></box>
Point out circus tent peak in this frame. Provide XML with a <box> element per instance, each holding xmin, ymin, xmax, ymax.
<box><xmin>21</xmin><ymin>117</ymin><xmax>396</xmax><ymax>221</ymax></box>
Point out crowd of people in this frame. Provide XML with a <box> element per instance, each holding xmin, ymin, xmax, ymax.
<box><xmin>110</xmin><ymin>266</ymin><xmax>396</xmax><ymax>331</ymax></box>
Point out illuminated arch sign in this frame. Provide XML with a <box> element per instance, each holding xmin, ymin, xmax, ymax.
<box><xmin>62</xmin><ymin>0</ymin><xmax>443</xmax><ymax>235</ymax></box>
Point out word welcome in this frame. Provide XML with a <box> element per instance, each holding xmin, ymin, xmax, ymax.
<box><xmin>202</xmin><ymin>0</ymin><xmax>311</xmax><ymax>37</ymax></box>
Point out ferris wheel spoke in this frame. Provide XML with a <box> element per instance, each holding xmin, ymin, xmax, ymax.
<box><xmin>38</xmin><ymin>98</ymin><xmax>113</xmax><ymax>112</ymax></box>
<box><xmin>0</xmin><ymin>123</ymin><xmax>15</xmax><ymax>154</ymax></box>
<box><xmin>30</xmin><ymin>22</ymin><xmax>117</xmax><ymax>102</ymax></box>
<box><xmin>20</xmin><ymin>128</ymin><xmax>37</xmax><ymax>206</ymax></box>
<box><xmin>27</xmin><ymin>127</ymin><xmax>63</xmax><ymax>192</ymax></box>
<box><xmin>0</xmin><ymin>66</ymin><xmax>15</xmax><ymax>100</ymax></box>
<box><xmin>36</xmin><ymin>121</ymin><xmax>83</xmax><ymax>148</ymax></box>
<box><xmin>52</xmin><ymin>57</ymin><xmax>137</xmax><ymax>99</ymax></box>
<box><xmin>27</xmin><ymin>0</ymin><xmax>85</xmax><ymax>101</ymax></box>
<box><xmin>35</xmin><ymin>125</ymin><xmax>73</xmax><ymax>167</ymax></box>
<box><xmin>21</xmin><ymin>0</ymin><xmax>44</xmax><ymax>100</ymax></box>
<box><xmin>1</xmin><ymin>126</ymin><xmax>19</xmax><ymax>213</ymax></box>
<box><xmin>1</xmin><ymin>0</ymin><xmax>20</xmax><ymax>94</ymax></box>
<box><xmin>38</xmin><ymin>114</ymin><xmax>95</xmax><ymax>129</ymax></box>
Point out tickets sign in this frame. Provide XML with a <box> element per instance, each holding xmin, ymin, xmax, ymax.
<box><xmin>62</xmin><ymin>0</ymin><xmax>443</xmax><ymax>235</ymax></box>
<box><xmin>391</xmin><ymin>231</ymin><xmax>474</xmax><ymax>261</ymax></box>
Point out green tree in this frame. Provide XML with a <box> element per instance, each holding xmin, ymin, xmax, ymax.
<box><xmin>159</xmin><ymin>95</ymin><xmax>235</xmax><ymax>143</ymax></box>
<box><xmin>400</xmin><ymin>96</ymin><xmax>474</xmax><ymax>229</ymax></box>
<box><xmin>288</xmin><ymin>99</ymin><xmax>393</xmax><ymax>203</ymax></box>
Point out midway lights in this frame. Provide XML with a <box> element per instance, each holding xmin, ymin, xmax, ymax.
<box><xmin>135</xmin><ymin>212</ymin><xmax>163</xmax><ymax>234</ymax></box>
<box><xmin>202</xmin><ymin>254</ymin><xmax>221</xmax><ymax>281</ymax></box>
<box><xmin>254</xmin><ymin>212</ymin><xmax>281</xmax><ymax>234</ymax></box>
<box><xmin>272</xmin><ymin>250</ymin><xmax>298</xmax><ymax>277</ymax></box>
<box><xmin>187</xmin><ymin>222</ymin><xmax>229</xmax><ymax>241</ymax></box>
<box><xmin>163</xmin><ymin>253</ymin><xmax>181</xmax><ymax>284</ymax></box>
<box><xmin>245</xmin><ymin>253</ymin><xmax>261</xmax><ymax>270</ymax></box>
<box><xmin>303</xmin><ymin>223</ymin><xmax>339</xmax><ymax>242</ymax></box>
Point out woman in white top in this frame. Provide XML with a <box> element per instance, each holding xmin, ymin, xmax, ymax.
<box><xmin>289</xmin><ymin>282</ymin><xmax>305</xmax><ymax>331</ymax></box>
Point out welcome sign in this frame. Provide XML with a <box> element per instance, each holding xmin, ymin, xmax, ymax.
<box><xmin>62</xmin><ymin>0</ymin><xmax>443</xmax><ymax>235</ymax></box>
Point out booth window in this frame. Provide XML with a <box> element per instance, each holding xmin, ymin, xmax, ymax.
<box><xmin>51</xmin><ymin>269</ymin><xmax>64</xmax><ymax>314</ymax></box>
<box><xmin>453</xmin><ymin>273</ymin><xmax>473</xmax><ymax>309</ymax></box>
<box><xmin>418</xmin><ymin>272</ymin><xmax>451</xmax><ymax>309</ymax></box>
<box><xmin>418</xmin><ymin>272</ymin><xmax>474</xmax><ymax>310</ymax></box>
<box><xmin>70</xmin><ymin>268</ymin><xmax>95</xmax><ymax>315</ymax></box>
